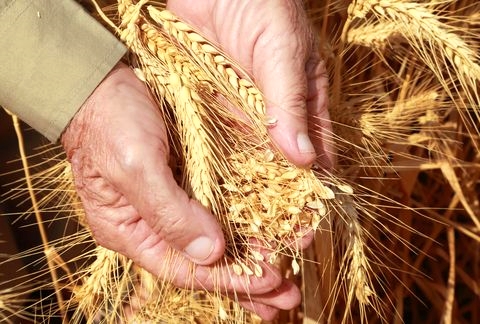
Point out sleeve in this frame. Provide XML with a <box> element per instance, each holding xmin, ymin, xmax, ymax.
<box><xmin>0</xmin><ymin>0</ymin><xmax>127</xmax><ymax>142</ymax></box>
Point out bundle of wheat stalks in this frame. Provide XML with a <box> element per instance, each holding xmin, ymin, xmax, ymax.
<box><xmin>2</xmin><ymin>0</ymin><xmax>479</xmax><ymax>323</ymax></box>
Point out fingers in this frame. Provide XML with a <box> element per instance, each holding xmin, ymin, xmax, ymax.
<box><xmin>86</xmin><ymin>66</ymin><xmax>226</xmax><ymax>265</ymax></box>
<box><xmin>110</xmin><ymin>144</ymin><xmax>225</xmax><ymax>265</ymax></box>
<box><xmin>135</xmin><ymin>242</ymin><xmax>299</xmax><ymax>321</ymax></box>
<box><xmin>169</xmin><ymin>253</ymin><xmax>284</xmax><ymax>294</ymax></box>
<box><xmin>122</xmin><ymin>234</ymin><xmax>283</xmax><ymax>295</ymax></box>
<box><xmin>254</xmin><ymin>38</ymin><xmax>314</xmax><ymax>167</ymax></box>
<box><xmin>238</xmin><ymin>280</ymin><xmax>301</xmax><ymax>313</ymax></box>
<box><xmin>306</xmin><ymin>57</ymin><xmax>335</xmax><ymax>168</ymax></box>
<box><xmin>251</xmin><ymin>2</ymin><xmax>320</xmax><ymax>168</ymax></box>
<box><xmin>125</xmin><ymin>232</ymin><xmax>292</xmax><ymax>301</ymax></box>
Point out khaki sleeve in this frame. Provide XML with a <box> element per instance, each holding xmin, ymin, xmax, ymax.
<box><xmin>0</xmin><ymin>0</ymin><xmax>127</xmax><ymax>142</ymax></box>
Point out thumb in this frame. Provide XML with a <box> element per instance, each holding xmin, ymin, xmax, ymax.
<box><xmin>113</xmin><ymin>147</ymin><xmax>225</xmax><ymax>265</ymax></box>
<box><xmin>253</xmin><ymin>10</ymin><xmax>316</xmax><ymax>167</ymax></box>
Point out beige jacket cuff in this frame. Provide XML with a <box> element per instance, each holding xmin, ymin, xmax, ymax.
<box><xmin>0</xmin><ymin>0</ymin><xmax>126</xmax><ymax>142</ymax></box>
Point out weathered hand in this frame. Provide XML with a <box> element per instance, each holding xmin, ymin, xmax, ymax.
<box><xmin>61</xmin><ymin>63</ymin><xmax>225</xmax><ymax>265</ymax></box>
<box><xmin>166</xmin><ymin>0</ymin><xmax>332</xmax><ymax>319</ymax></box>
<box><xmin>61</xmin><ymin>63</ymin><xmax>303</xmax><ymax>320</ymax></box>
<box><xmin>168</xmin><ymin>0</ymin><xmax>332</xmax><ymax>168</ymax></box>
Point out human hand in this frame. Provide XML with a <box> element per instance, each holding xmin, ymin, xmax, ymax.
<box><xmin>61</xmin><ymin>63</ymin><xmax>305</xmax><ymax>320</ymax></box>
<box><xmin>167</xmin><ymin>0</ymin><xmax>332</xmax><ymax>168</ymax></box>
<box><xmin>165</xmin><ymin>0</ymin><xmax>331</xmax><ymax>318</ymax></box>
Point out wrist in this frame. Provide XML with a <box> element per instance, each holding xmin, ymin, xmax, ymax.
<box><xmin>61</xmin><ymin>62</ymin><xmax>129</xmax><ymax>159</ymax></box>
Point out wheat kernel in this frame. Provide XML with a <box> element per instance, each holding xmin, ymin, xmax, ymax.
<box><xmin>232</xmin><ymin>263</ymin><xmax>243</xmax><ymax>276</ymax></box>
<box><xmin>239</xmin><ymin>261</ymin><xmax>254</xmax><ymax>276</ymax></box>
<box><xmin>338</xmin><ymin>184</ymin><xmax>354</xmax><ymax>194</ymax></box>
<box><xmin>253</xmin><ymin>263</ymin><xmax>263</xmax><ymax>277</ymax></box>
<box><xmin>307</xmin><ymin>200</ymin><xmax>325</xmax><ymax>210</ymax></box>
<box><xmin>292</xmin><ymin>258</ymin><xmax>300</xmax><ymax>275</ymax></box>
<box><xmin>219</xmin><ymin>305</ymin><xmax>228</xmax><ymax>320</ymax></box>
<box><xmin>264</xmin><ymin>149</ymin><xmax>275</xmax><ymax>162</ymax></box>
<box><xmin>250</xmin><ymin>250</ymin><xmax>264</xmax><ymax>261</ymax></box>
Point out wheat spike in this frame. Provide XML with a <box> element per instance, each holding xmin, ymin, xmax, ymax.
<box><xmin>147</xmin><ymin>6</ymin><xmax>267</xmax><ymax>119</ymax></box>
<box><xmin>347</xmin><ymin>21</ymin><xmax>401</xmax><ymax>48</ymax></box>
<box><xmin>71</xmin><ymin>247</ymin><xmax>133</xmax><ymax>322</ymax></box>
<box><xmin>334</xmin><ymin>191</ymin><xmax>377</xmax><ymax>322</ymax></box>
<box><xmin>117</xmin><ymin>2</ymin><xmax>221</xmax><ymax>209</ymax></box>
<box><xmin>372</xmin><ymin>1</ymin><xmax>480</xmax><ymax>81</ymax></box>
<box><xmin>343</xmin><ymin>0</ymin><xmax>480</xmax><ymax>141</ymax></box>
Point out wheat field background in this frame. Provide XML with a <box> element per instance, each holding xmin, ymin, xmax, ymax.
<box><xmin>0</xmin><ymin>0</ymin><xmax>479</xmax><ymax>323</ymax></box>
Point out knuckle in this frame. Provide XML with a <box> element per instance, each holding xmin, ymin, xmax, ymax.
<box><xmin>115</xmin><ymin>145</ymin><xmax>147</xmax><ymax>175</ymax></box>
<box><xmin>114</xmin><ymin>139</ymin><xmax>170</xmax><ymax>175</ymax></box>
<box><xmin>278</xmin><ymin>92</ymin><xmax>309</xmax><ymax>118</ymax></box>
<box><xmin>154</xmin><ymin>209</ymin><xmax>189</xmax><ymax>242</ymax></box>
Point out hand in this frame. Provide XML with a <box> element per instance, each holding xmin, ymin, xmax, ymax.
<box><xmin>167</xmin><ymin>0</ymin><xmax>333</xmax><ymax>168</ymax></box>
<box><xmin>165</xmin><ymin>0</ymin><xmax>332</xmax><ymax>318</ymax></box>
<box><xmin>61</xmin><ymin>63</ymin><xmax>303</xmax><ymax>320</ymax></box>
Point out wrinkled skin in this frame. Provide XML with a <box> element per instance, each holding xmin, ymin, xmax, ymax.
<box><xmin>61</xmin><ymin>0</ymin><xmax>331</xmax><ymax>320</ymax></box>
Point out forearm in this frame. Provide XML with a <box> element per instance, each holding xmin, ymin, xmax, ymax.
<box><xmin>0</xmin><ymin>0</ymin><xmax>126</xmax><ymax>142</ymax></box>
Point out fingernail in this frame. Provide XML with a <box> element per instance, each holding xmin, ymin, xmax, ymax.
<box><xmin>184</xmin><ymin>236</ymin><xmax>215</xmax><ymax>262</ymax></box>
<box><xmin>297</xmin><ymin>132</ymin><xmax>315</xmax><ymax>154</ymax></box>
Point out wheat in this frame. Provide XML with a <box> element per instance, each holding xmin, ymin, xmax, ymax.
<box><xmin>71</xmin><ymin>247</ymin><xmax>131</xmax><ymax>322</ymax></box>
<box><xmin>114</xmin><ymin>3</ymin><xmax>380</xmax><ymax>321</ymax></box>
<box><xmin>147</xmin><ymin>7</ymin><xmax>267</xmax><ymax>119</ymax></box>
<box><xmin>123</xmin><ymin>266</ymin><xmax>222</xmax><ymax>323</ymax></box>
<box><xmin>329</xmin><ymin>190</ymin><xmax>377</xmax><ymax>322</ymax></box>
<box><xmin>96</xmin><ymin>1</ymin><xmax>383</xmax><ymax>321</ymax></box>
<box><xmin>346</xmin><ymin>1</ymin><xmax>480</xmax><ymax>113</ymax></box>
<box><xmin>347</xmin><ymin>21</ymin><xmax>400</xmax><ymax>48</ymax></box>
<box><xmin>114</xmin><ymin>2</ymin><xmax>338</xmax><ymax>251</ymax></box>
<box><xmin>4</xmin><ymin>0</ymin><xmax>479</xmax><ymax>323</ymax></box>
<box><xmin>343</xmin><ymin>0</ymin><xmax>480</xmax><ymax>142</ymax></box>
<box><xmin>371</xmin><ymin>1</ymin><xmax>480</xmax><ymax>81</ymax></box>
<box><xmin>118</xmin><ymin>2</ymin><xmax>221</xmax><ymax>209</ymax></box>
